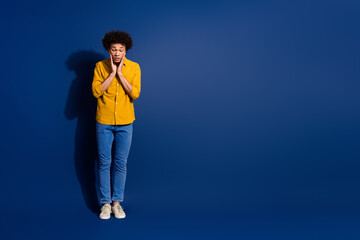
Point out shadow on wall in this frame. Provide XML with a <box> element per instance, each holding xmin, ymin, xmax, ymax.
<box><xmin>64</xmin><ymin>50</ymin><xmax>105</xmax><ymax>213</ymax></box>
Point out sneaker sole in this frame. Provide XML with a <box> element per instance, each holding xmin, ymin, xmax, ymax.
<box><xmin>99</xmin><ymin>215</ymin><xmax>111</xmax><ymax>220</ymax></box>
<box><xmin>113</xmin><ymin>214</ymin><xmax>126</xmax><ymax>219</ymax></box>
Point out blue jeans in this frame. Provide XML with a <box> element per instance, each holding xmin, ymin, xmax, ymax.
<box><xmin>95</xmin><ymin>121</ymin><xmax>133</xmax><ymax>204</ymax></box>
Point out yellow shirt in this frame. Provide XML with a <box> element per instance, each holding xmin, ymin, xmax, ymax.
<box><xmin>92</xmin><ymin>57</ymin><xmax>141</xmax><ymax>125</ymax></box>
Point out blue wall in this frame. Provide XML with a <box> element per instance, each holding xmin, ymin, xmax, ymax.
<box><xmin>1</xmin><ymin>0</ymin><xmax>360</xmax><ymax>239</ymax></box>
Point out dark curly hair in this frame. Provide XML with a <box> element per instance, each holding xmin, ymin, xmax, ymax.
<box><xmin>102</xmin><ymin>30</ymin><xmax>133</xmax><ymax>52</ymax></box>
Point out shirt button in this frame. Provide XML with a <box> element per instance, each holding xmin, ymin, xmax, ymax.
<box><xmin>117</xmin><ymin>84</ymin><xmax>119</xmax><ymax>86</ymax></box>
<box><xmin>117</xmin><ymin>93</ymin><xmax>118</xmax><ymax>95</ymax></box>
<box><xmin>116</xmin><ymin>102</ymin><xmax>118</xmax><ymax>104</ymax></box>
<box><xmin>115</xmin><ymin>112</ymin><xmax>117</xmax><ymax>114</ymax></box>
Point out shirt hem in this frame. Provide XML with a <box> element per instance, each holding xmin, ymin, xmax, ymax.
<box><xmin>96</xmin><ymin>118</ymin><xmax>135</xmax><ymax>126</ymax></box>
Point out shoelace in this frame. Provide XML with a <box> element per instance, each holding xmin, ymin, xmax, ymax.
<box><xmin>114</xmin><ymin>205</ymin><xmax>124</xmax><ymax>212</ymax></box>
<box><xmin>101</xmin><ymin>205</ymin><xmax>111</xmax><ymax>213</ymax></box>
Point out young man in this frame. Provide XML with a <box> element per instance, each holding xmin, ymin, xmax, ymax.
<box><xmin>92</xmin><ymin>30</ymin><xmax>141</xmax><ymax>219</ymax></box>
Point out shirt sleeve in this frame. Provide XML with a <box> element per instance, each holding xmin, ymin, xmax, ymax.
<box><xmin>92</xmin><ymin>63</ymin><xmax>104</xmax><ymax>99</ymax></box>
<box><xmin>128</xmin><ymin>63</ymin><xmax>141</xmax><ymax>100</ymax></box>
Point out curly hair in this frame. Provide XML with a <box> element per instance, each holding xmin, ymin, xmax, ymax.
<box><xmin>102</xmin><ymin>30</ymin><xmax>133</xmax><ymax>52</ymax></box>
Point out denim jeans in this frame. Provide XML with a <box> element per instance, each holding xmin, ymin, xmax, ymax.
<box><xmin>95</xmin><ymin>120</ymin><xmax>133</xmax><ymax>204</ymax></box>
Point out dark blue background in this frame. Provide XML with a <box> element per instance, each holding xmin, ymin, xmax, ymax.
<box><xmin>1</xmin><ymin>0</ymin><xmax>359</xmax><ymax>239</ymax></box>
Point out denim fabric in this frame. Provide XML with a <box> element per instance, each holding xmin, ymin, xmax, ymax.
<box><xmin>95</xmin><ymin>120</ymin><xmax>133</xmax><ymax>204</ymax></box>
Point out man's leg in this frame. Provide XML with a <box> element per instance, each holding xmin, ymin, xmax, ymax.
<box><xmin>112</xmin><ymin>123</ymin><xmax>133</xmax><ymax>203</ymax></box>
<box><xmin>96</xmin><ymin>121</ymin><xmax>114</xmax><ymax>205</ymax></box>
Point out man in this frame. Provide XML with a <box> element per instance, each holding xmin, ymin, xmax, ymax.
<box><xmin>92</xmin><ymin>30</ymin><xmax>141</xmax><ymax>219</ymax></box>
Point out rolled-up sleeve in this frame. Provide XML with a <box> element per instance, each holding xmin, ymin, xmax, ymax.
<box><xmin>92</xmin><ymin>63</ymin><xmax>104</xmax><ymax>99</ymax></box>
<box><xmin>129</xmin><ymin>63</ymin><xmax>141</xmax><ymax>100</ymax></box>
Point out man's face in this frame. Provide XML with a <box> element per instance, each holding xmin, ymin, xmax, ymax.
<box><xmin>109</xmin><ymin>43</ymin><xmax>126</xmax><ymax>63</ymax></box>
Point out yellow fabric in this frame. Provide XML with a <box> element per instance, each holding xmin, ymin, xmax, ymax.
<box><xmin>92</xmin><ymin>57</ymin><xmax>141</xmax><ymax>125</ymax></box>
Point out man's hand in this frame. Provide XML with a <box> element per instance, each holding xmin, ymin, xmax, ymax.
<box><xmin>117</xmin><ymin>54</ymin><xmax>125</xmax><ymax>76</ymax></box>
<box><xmin>110</xmin><ymin>53</ymin><xmax>117</xmax><ymax>73</ymax></box>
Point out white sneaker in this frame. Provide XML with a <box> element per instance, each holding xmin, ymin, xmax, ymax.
<box><xmin>99</xmin><ymin>204</ymin><xmax>112</xmax><ymax>219</ymax></box>
<box><xmin>112</xmin><ymin>204</ymin><xmax>126</xmax><ymax>219</ymax></box>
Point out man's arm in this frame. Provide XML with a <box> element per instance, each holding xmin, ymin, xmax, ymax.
<box><xmin>92</xmin><ymin>64</ymin><xmax>117</xmax><ymax>99</ymax></box>
<box><xmin>118</xmin><ymin>63</ymin><xmax>141</xmax><ymax>100</ymax></box>
<box><xmin>118</xmin><ymin>74</ymin><xmax>133</xmax><ymax>95</ymax></box>
<box><xmin>92</xmin><ymin>54</ymin><xmax>118</xmax><ymax>98</ymax></box>
<box><xmin>101</xmin><ymin>72</ymin><xmax>116</xmax><ymax>92</ymax></box>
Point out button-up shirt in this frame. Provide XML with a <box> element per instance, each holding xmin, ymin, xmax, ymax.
<box><xmin>92</xmin><ymin>57</ymin><xmax>141</xmax><ymax>125</ymax></box>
